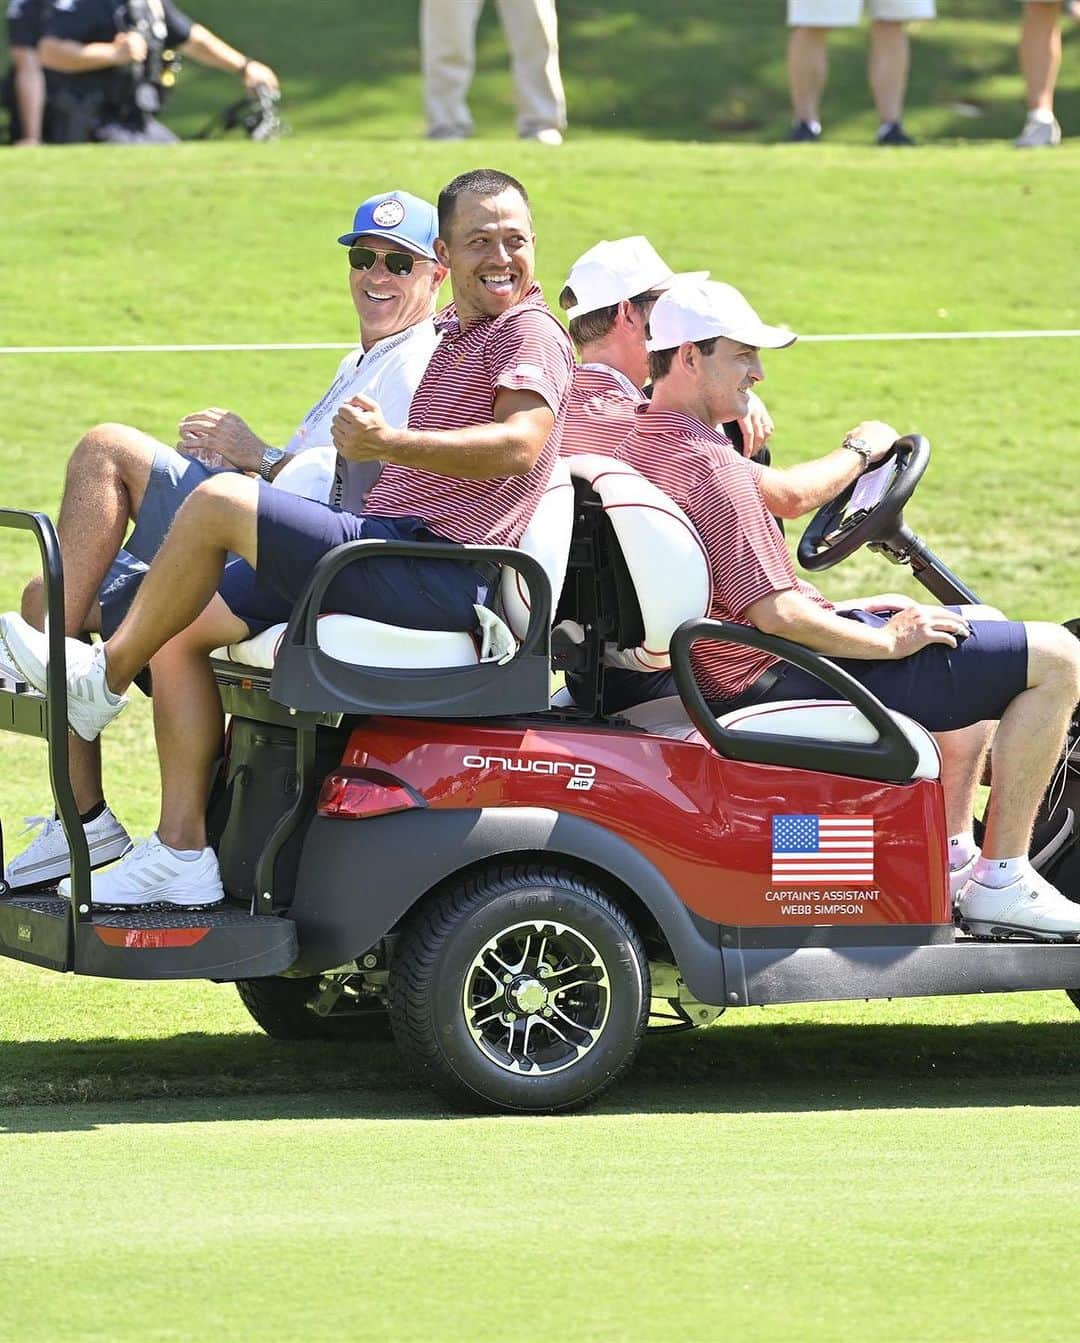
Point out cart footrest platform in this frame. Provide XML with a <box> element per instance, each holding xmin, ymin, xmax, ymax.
<box><xmin>0</xmin><ymin>896</ymin><xmax>297</xmax><ymax>979</ymax></box>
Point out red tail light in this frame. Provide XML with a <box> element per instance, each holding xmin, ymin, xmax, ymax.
<box><xmin>317</xmin><ymin>768</ymin><xmax>423</xmax><ymax>820</ymax></box>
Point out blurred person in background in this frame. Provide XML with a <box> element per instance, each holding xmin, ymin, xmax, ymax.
<box><xmin>786</xmin><ymin>0</ymin><xmax>935</xmax><ymax>145</ymax></box>
<box><xmin>1015</xmin><ymin>1</ymin><xmax>1067</xmax><ymax>146</ymax></box>
<box><xmin>420</xmin><ymin>0</ymin><xmax>566</xmax><ymax>144</ymax></box>
<box><xmin>38</xmin><ymin>0</ymin><xmax>278</xmax><ymax>143</ymax></box>
<box><xmin>4</xmin><ymin>0</ymin><xmax>46</xmax><ymax>144</ymax></box>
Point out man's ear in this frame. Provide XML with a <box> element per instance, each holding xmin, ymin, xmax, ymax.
<box><xmin>431</xmin><ymin>263</ymin><xmax>450</xmax><ymax>291</ymax></box>
<box><xmin>434</xmin><ymin>237</ymin><xmax>451</xmax><ymax>268</ymax></box>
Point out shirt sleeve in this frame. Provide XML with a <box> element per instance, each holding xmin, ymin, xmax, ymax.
<box><xmin>485</xmin><ymin>307</ymin><xmax>574</xmax><ymax>419</ymax></box>
<box><xmin>42</xmin><ymin>1</ymin><xmax>104</xmax><ymax>43</ymax></box>
<box><xmin>7</xmin><ymin>0</ymin><xmax>40</xmax><ymax>47</ymax></box>
<box><xmin>162</xmin><ymin>1</ymin><xmax>193</xmax><ymax>45</ymax></box>
<box><xmin>691</xmin><ymin>458</ymin><xmax>799</xmax><ymax>619</ymax></box>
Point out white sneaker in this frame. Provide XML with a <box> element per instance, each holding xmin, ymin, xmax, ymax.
<box><xmin>521</xmin><ymin>127</ymin><xmax>563</xmax><ymax>146</ymax></box>
<box><xmin>0</xmin><ymin>613</ymin><xmax>127</xmax><ymax>741</ymax></box>
<box><xmin>955</xmin><ymin>867</ymin><xmax>1080</xmax><ymax>941</ymax></box>
<box><xmin>1014</xmin><ymin>115</ymin><xmax>1062</xmax><ymax>148</ymax></box>
<box><xmin>59</xmin><ymin>833</ymin><xmax>225</xmax><ymax>908</ymax></box>
<box><xmin>4</xmin><ymin>808</ymin><xmax>132</xmax><ymax>890</ymax></box>
<box><xmin>949</xmin><ymin>854</ymin><xmax>977</xmax><ymax>904</ymax></box>
<box><xmin>0</xmin><ymin>639</ymin><xmax>28</xmax><ymax>688</ymax></box>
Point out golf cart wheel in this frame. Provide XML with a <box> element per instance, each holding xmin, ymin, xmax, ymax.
<box><xmin>235</xmin><ymin>976</ymin><xmax>390</xmax><ymax>1042</ymax></box>
<box><xmin>388</xmin><ymin>864</ymin><xmax>649</xmax><ymax>1114</ymax></box>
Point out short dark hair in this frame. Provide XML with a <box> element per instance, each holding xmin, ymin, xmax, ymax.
<box><xmin>647</xmin><ymin>336</ymin><xmax>720</xmax><ymax>384</ymax></box>
<box><xmin>438</xmin><ymin>169</ymin><xmax>531</xmax><ymax>239</ymax></box>
<box><xmin>559</xmin><ymin>286</ymin><xmax>663</xmax><ymax>351</ymax></box>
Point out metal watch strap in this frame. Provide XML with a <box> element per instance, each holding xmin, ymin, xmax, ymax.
<box><xmin>842</xmin><ymin>436</ymin><xmax>873</xmax><ymax>471</ymax></box>
<box><xmin>259</xmin><ymin>447</ymin><xmax>286</xmax><ymax>480</ymax></box>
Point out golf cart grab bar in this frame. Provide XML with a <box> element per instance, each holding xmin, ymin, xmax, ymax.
<box><xmin>0</xmin><ymin>508</ymin><xmax>91</xmax><ymax>920</ymax></box>
<box><xmin>269</xmin><ymin>538</ymin><xmax>554</xmax><ymax>718</ymax></box>
<box><xmin>670</xmin><ymin>618</ymin><xmax>920</xmax><ymax>784</ymax></box>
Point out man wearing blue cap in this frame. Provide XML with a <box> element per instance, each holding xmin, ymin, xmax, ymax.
<box><xmin>2</xmin><ymin>189</ymin><xmax>446</xmax><ymax>896</ymax></box>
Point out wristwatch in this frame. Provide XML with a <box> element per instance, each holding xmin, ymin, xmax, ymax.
<box><xmin>842</xmin><ymin>435</ymin><xmax>874</xmax><ymax>472</ymax></box>
<box><xmin>259</xmin><ymin>447</ymin><xmax>287</xmax><ymax>480</ymax></box>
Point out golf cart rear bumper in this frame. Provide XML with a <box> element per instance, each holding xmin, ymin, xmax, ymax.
<box><xmin>0</xmin><ymin>896</ymin><xmax>297</xmax><ymax>979</ymax></box>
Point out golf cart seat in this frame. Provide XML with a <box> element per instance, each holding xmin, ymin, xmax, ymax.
<box><xmin>215</xmin><ymin>459</ymin><xmax>575</xmax><ymax>673</ymax></box>
<box><xmin>560</xmin><ymin>454</ymin><xmax>940</xmax><ymax>782</ymax></box>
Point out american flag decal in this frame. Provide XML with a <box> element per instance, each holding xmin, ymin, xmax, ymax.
<box><xmin>771</xmin><ymin>814</ymin><xmax>875</xmax><ymax>885</ymax></box>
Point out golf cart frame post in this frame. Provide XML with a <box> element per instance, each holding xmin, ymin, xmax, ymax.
<box><xmin>0</xmin><ymin>509</ymin><xmax>90</xmax><ymax>931</ymax></box>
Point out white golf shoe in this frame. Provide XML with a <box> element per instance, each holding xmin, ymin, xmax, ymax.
<box><xmin>0</xmin><ymin>613</ymin><xmax>127</xmax><ymax>741</ymax></box>
<box><xmin>4</xmin><ymin>808</ymin><xmax>132</xmax><ymax>890</ymax></box>
<box><xmin>58</xmin><ymin>833</ymin><xmax>225</xmax><ymax>909</ymax></box>
<box><xmin>949</xmin><ymin>854</ymin><xmax>977</xmax><ymax>905</ymax></box>
<box><xmin>955</xmin><ymin>866</ymin><xmax>1080</xmax><ymax>942</ymax></box>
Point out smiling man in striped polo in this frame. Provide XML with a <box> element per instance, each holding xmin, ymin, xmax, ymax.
<box><xmin>1</xmin><ymin>168</ymin><xmax>575</xmax><ymax>909</ymax></box>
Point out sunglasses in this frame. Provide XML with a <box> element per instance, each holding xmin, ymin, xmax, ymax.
<box><xmin>348</xmin><ymin>245</ymin><xmax>424</xmax><ymax>276</ymax></box>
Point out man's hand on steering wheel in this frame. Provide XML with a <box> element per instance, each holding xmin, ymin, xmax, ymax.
<box><xmin>844</xmin><ymin>420</ymin><xmax>898</xmax><ymax>467</ymax></box>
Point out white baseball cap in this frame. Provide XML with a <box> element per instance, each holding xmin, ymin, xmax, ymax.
<box><xmin>563</xmin><ymin>236</ymin><xmax>709</xmax><ymax>320</ymax></box>
<box><xmin>645</xmin><ymin>279</ymin><xmax>797</xmax><ymax>352</ymax></box>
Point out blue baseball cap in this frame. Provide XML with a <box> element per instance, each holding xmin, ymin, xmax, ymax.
<box><xmin>337</xmin><ymin>190</ymin><xmax>439</xmax><ymax>258</ymax></box>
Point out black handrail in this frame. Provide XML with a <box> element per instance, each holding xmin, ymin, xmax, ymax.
<box><xmin>267</xmin><ymin>538</ymin><xmax>554</xmax><ymax>717</ymax></box>
<box><xmin>279</xmin><ymin>539</ymin><xmax>552</xmax><ymax>660</ymax></box>
<box><xmin>670</xmin><ymin>618</ymin><xmax>920</xmax><ymax>784</ymax></box>
<box><xmin>0</xmin><ymin>509</ymin><xmax>91</xmax><ymax>922</ymax></box>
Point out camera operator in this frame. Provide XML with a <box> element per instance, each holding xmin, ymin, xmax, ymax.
<box><xmin>4</xmin><ymin>0</ymin><xmax>46</xmax><ymax>145</ymax></box>
<box><xmin>38</xmin><ymin>0</ymin><xmax>278</xmax><ymax>144</ymax></box>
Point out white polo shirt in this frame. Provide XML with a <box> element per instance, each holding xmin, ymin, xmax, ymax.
<box><xmin>275</xmin><ymin>317</ymin><xmax>440</xmax><ymax>514</ymax></box>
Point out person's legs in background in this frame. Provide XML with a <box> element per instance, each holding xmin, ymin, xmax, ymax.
<box><xmin>787</xmin><ymin>24</ymin><xmax>831</xmax><ymax>139</ymax></box>
<box><xmin>420</xmin><ymin>0</ymin><xmax>484</xmax><ymax>139</ymax></box>
<box><xmin>496</xmin><ymin>0</ymin><xmax>567</xmax><ymax>143</ymax></box>
<box><xmin>1016</xmin><ymin>1</ymin><xmax>1064</xmax><ymax>146</ymax></box>
<box><xmin>868</xmin><ymin>19</ymin><xmax>915</xmax><ymax>142</ymax></box>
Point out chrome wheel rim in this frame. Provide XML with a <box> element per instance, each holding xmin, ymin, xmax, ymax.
<box><xmin>462</xmin><ymin>920</ymin><xmax>612</xmax><ymax>1075</ymax></box>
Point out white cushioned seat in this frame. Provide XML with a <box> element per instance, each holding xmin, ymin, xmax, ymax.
<box><xmin>619</xmin><ymin>695</ymin><xmax>940</xmax><ymax>780</ymax></box>
<box><xmin>215</xmin><ymin>460</ymin><xmax>574</xmax><ymax>671</ymax></box>
<box><xmin>566</xmin><ymin>454</ymin><xmax>711</xmax><ymax>670</ymax></box>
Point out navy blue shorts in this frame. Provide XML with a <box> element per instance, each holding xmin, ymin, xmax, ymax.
<box><xmin>750</xmin><ymin>608</ymin><xmax>1028</xmax><ymax>732</ymax></box>
<box><xmin>97</xmin><ymin>448</ymin><xmax>231</xmax><ymax>640</ymax></box>
<box><xmin>216</xmin><ymin>483</ymin><xmax>495</xmax><ymax>637</ymax></box>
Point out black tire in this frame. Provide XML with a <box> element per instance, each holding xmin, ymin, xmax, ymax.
<box><xmin>235</xmin><ymin>975</ymin><xmax>391</xmax><ymax>1042</ymax></box>
<box><xmin>388</xmin><ymin>864</ymin><xmax>649</xmax><ymax>1114</ymax></box>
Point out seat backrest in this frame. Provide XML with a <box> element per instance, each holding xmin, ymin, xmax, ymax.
<box><xmin>566</xmin><ymin>453</ymin><xmax>711</xmax><ymax>670</ymax></box>
<box><xmin>498</xmin><ymin>457</ymin><xmax>575</xmax><ymax>640</ymax></box>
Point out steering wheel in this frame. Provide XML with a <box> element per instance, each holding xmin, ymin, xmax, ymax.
<box><xmin>797</xmin><ymin>433</ymin><xmax>930</xmax><ymax>572</ymax></box>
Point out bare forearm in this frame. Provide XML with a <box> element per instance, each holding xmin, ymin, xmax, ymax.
<box><xmin>349</xmin><ymin>424</ymin><xmax>538</xmax><ymax>479</ymax></box>
<box><xmin>747</xmin><ymin>590</ymin><xmax>894</xmax><ymax>658</ymax></box>
<box><xmin>39</xmin><ymin>37</ymin><xmax>122</xmax><ymax>72</ymax></box>
<box><xmin>12</xmin><ymin>51</ymin><xmax>44</xmax><ymax>141</ymax></box>
<box><xmin>758</xmin><ymin>448</ymin><xmax>862</xmax><ymax>519</ymax></box>
<box><xmin>181</xmin><ymin>24</ymin><xmax>246</xmax><ymax>75</ymax></box>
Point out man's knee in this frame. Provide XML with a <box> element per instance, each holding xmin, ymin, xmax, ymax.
<box><xmin>67</xmin><ymin>421</ymin><xmax>149</xmax><ymax>483</ymax></box>
<box><xmin>20</xmin><ymin>575</ymin><xmax>43</xmax><ymax>628</ymax></box>
<box><xmin>1025</xmin><ymin>621</ymin><xmax>1080</xmax><ymax>693</ymax></box>
<box><xmin>178</xmin><ymin>473</ymin><xmax>259</xmax><ymax>533</ymax></box>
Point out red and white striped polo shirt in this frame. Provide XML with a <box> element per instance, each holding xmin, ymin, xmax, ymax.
<box><xmin>617</xmin><ymin>403</ymin><xmax>834</xmax><ymax>700</ymax></box>
<box><xmin>363</xmin><ymin>287</ymin><xmax>574</xmax><ymax>547</ymax></box>
<box><xmin>561</xmin><ymin>363</ymin><xmax>644</xmax><ymax>457</ymax></box>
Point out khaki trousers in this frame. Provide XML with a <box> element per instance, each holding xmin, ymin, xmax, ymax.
<box><xmin>420</xmin><ymin>0</ymin><xmax>567</xmax><ymax>136</ymax></box>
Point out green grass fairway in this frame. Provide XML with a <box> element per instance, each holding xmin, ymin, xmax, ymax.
<box><xmin>3</xmin><ymin>1079</ymin><xmax>1080</xmax><ymax>1343</ymax></box>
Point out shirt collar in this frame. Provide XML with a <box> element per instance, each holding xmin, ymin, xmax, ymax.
<box><xmin>436</xmin><ymin>283</ymin><xmax>549</xmax><ymax>337</ymax></box>
<box><xmin>632</xmin><ymin>402</ymin><xmax>732</xmax><ymax>447</ymax></box>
